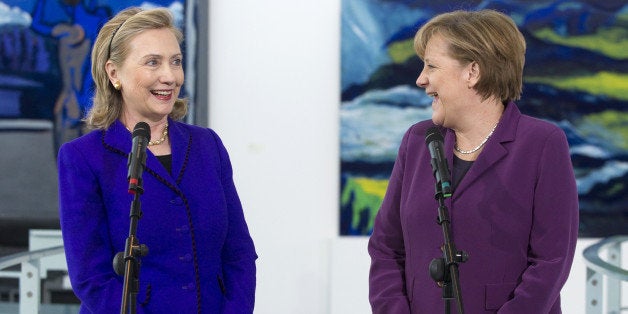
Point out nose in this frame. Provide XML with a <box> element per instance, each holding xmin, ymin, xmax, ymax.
<box><xmin>159</xmin><ymin>64</ymin><xmax>177</xmax><ymax>85</ymax></box>
<box><xmin>416</xmin><ymin>70</ymin><xmax>427</xmax><ymax>89</ymax></box>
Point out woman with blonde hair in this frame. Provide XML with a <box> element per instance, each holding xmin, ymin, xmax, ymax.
<box><xmin>58</xmin><ymin>7</ymin><xmax>257</xmax><ymax>313</ymax></box>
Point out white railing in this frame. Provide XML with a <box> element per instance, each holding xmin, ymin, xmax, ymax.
<box><xmin>0</xmin><ymin>229</ymin><xmax>72</xmax><ymax>314</ymax></box>
<box><xmin>0</xmin><ymin>245</ymin><xmax>66</xmax><ymax>313</ymax></box>
<box><xmin>583</xmin><ymin>235</ymin><xmax>628</xmax><ymax>314</ymax></box>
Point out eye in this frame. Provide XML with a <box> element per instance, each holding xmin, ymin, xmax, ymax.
<box><xmin>171</xmin><ymin>58</ymin><xmax>183</xmax><ymax>66</ymax></box>
<box><xmin>146</xmin><ymin>59</ymin><xmax>159</xmax><ymax>66</ymax></box>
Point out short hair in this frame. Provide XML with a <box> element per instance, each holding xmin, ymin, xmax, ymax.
<box><xmin>86</xmin><ymin>7</ymin><xmax>188</xmax><ymax>129</ymax></box>
<box><xmin>414</xmin><ymin>10</ymin><xmax>526</xmax><ymax>102</ymax></box>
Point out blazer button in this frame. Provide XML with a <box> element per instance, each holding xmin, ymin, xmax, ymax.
<box><xmin>179</xmin><ymin>253</ymin><xmax>192</xmax><ymax>262</ymax></box>
<box><xmin>169</xmin><ymin>197</ymin><xmax>183</xmax><ymax>205</ymax></box>
<box><xmin>176</xmin><ymin>224</ymin><xmax>189</xmax><ymax>233</ymax></box>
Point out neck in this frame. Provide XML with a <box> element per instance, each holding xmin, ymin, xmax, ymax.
<box><xmin>120</xmin><ymin>116</ymin><xmax>168</xmax><ymax>138</ymax></box>
<box><xmin>456</xmin><ymin>98</ymin><xmax>503</xmax><ymax>136</ymax></box>
<box><xmin>453</xmin><ymin>98</ymin><xmax>504</xmax><ymax>155</ymax></box>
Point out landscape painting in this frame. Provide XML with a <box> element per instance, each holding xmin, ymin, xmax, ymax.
<box><xmin>340</xmin><ymin>0</ymin><xmax>628</xmax><ymax>237</ymax></box>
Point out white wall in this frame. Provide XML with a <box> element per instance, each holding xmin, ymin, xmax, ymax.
<box><xmin>209</xmin><ymin>1</ymin><xmax>340</xmax><ymax>313</ymax></box>
<box><xmin>208</xmin><ymin>1</ymin><xmax>592</xmax><ymax>313</ymax></box>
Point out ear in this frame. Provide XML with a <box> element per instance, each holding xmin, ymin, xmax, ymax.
<box><xmin>105</xmin><ymin>61</ymin><xmax>118</xmax><ymax>84</ymax></box>
<box><xmin>466</xmin><ymin>61</ymin><xmax>480</xmax><ymax>88</ymax></box>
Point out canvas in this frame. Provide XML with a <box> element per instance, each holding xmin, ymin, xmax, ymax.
<box><xmin>340</xmin><ymin>0</ymin><xmax>628</xmax><ymax>237</ymax></box>
<box><xmin>0</xmin><ymin>0</ymin><xmax>202</xmax><ymax>252</ymax></box>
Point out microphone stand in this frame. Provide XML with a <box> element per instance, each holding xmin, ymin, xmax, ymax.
<box><xmin>428</xmin><ymin>181</ymin><xmax>468</xmax><ymax>314</ymax></box>
<box><xmin>115</xmin><ymin>185</ymin><xmax>149</xmax><ymax>314</ymax></box>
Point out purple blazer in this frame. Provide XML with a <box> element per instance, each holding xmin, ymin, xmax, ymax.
<box><xmin>368</xmin><ymin>103</ymin><xmax>579</xmax><ymax>313</ymax></box>
<box><xmin>58</xmin><ymin>119</ymin><xmax>257</xmax><ymax>313</ymax></box>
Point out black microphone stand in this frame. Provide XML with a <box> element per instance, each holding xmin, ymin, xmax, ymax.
<box><xmin>428</xmin><ymin>180</ymin><xmax>468</xmax><ymax>314</ymax></box>
<box><xmin>114</xmin><ymin>183</ymin><xmax>149</xmax><ymax>314</ymax></box>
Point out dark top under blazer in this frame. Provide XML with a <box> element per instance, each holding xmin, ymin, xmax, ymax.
<box><xmin>58</xmin><ymin>119</ymin><xmax>257</xmax><ymax>313</ymax></box>
<box><xmin>368</xmin><ymin>102</ymin><xmax>579</xmax><ymax>313</ymax></box>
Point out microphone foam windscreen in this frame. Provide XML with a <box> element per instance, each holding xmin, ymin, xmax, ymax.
<box><xmin>425</xmin><ymin>126</ymin><xmax>443</xmax><ymax>145</ymax></box>
<box><xmin>132</xmin><ymin>122</ymin><xmax>151</xmax><ymax>141</ymax></box>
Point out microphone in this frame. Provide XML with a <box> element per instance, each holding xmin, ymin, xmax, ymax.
<box><xmin>127</xmin><ymin>122</ymin><xmax>150</xmax><ymax>194</ymax></box>
<box><xmin>425</xmin><ymin>127</ymin><xmax>452</xmax><ymax>198</ymax></box>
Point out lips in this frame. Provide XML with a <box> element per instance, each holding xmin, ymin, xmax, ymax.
<box><xmin>151</xmin><ymin>90</ymin><xmax>173</xmax><ymax>100</ymax></box>
<box><xmin>152</xmin><ymin>90</ymin><xmax>172</xmax><ymax>96</ymax></box>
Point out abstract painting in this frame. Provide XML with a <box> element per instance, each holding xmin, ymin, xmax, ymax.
<box><xmin>0</xmin><ymin>0</ymin><xmax>201</xmax><ymax>252</ymax></box>
<box><xmin>340</xmin><ymin>0</ymin><xmax>628</xmax><ymax>237</ymax></box>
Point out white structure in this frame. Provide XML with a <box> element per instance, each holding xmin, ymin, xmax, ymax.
<box><xmin>2</xmin><ymin>2</ymin><xmax>624</xmax><ymax>314</ymax></box>
<box><xmin>207</xmin><ymin>1</ymin><xmax>621</xmax><ymax>314</ymax></box>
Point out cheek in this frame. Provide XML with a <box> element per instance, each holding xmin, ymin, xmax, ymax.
<box><xmin>176</xmin><ymin>71</ymin><xmax>185</xmax><ymax>86</ymax></box>
<box><xmin>129</xmin><ymin>73</ymin><xmax>151</xmax><ymax>89</ymax></box>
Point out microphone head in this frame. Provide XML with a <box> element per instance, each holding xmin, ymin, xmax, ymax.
<box><xmin>425</xmin><ymin>126</ymin><xmax>444</xmax><ymax>145</ymax></box>
<box><xmin>132</xmin><ymin>122</ymin><xmax>151</xmax><ymax>141</ymax></box>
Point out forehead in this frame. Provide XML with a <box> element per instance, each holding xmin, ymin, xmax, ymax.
<box><xmin>127</xmin><ymin>28</ymin><xmax>181</xmax><ymax>55</ymax></box>
<box><xmin>424</xmin><ymin>33</ymin><xmax>451</xmax><ymax>60</ymax></box>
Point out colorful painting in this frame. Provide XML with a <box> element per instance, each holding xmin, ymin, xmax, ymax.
<box><xmin>340</xmin><ymin>0</ymin><xmax>628</xmax><ymax>237</ymax></box>
<box><xmin>0</xmin><ymin>0</ymin><xmax>200</xmax><ymax>252</ymax></box>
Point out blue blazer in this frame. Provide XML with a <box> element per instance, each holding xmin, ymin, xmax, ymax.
<box><xmin>369</xmin><ymin>102</ymin><xmax>579</xmax><ymax>313</ymax></box>
<box><xmin>58</xmin><ymin>119</ymin><xmax>257</xmax><ymax>313</ymax></box>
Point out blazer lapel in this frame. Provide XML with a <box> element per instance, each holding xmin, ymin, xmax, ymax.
<box><xmin>447</xmin><ymin>103</ymin><xmax>521</xmax><ymax>198</ymax></box>
<box><xmin>166</xmin><ymin>119</ymin><xmax>191</xmax><ymax>185</ymax></box>
<box><xmin>103</xmin><ymin>119</ymin><xmax>189</xmax><ymax>189</ymax></box>
<box><xmin>103</xmin><ymin>120</ymin><xmax>133</xmax><ymax>155</ymax></box>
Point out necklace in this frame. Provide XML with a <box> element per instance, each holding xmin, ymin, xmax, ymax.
<box><xmin>148</xmin><ymin>123</ymin><xmax>169</xmax><ymax>146</ymax></box>
<box><xmin>454</xmin><ymin>122</ymin><xmax>498</xmax><ymax>154</ymax></box>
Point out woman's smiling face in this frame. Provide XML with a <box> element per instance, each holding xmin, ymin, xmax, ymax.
<box><xmin>113</xmin><ymin>28</ymin><xmax>184</xmax><ymax>122</ymax></box>
<box><xmin>415</xmin><ymin>33</ymin><xmax>475</xmax><ymax>128</ymax></box>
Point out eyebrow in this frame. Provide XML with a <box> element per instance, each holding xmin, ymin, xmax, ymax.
<box><xmin>141</xmin><ymin>53</ymin><xmax>182</xmax><ymax>59</ymax></box>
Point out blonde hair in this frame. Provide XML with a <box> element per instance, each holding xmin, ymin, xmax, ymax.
<box><xmin>86</xmin><ymin>7</ymin><xmax>188</xmax><ymax>129</ymax></box>
<box><xmin>414</xmin><ymin>9</ymin><xmax>526</xmax><ymax>102</ymax></box>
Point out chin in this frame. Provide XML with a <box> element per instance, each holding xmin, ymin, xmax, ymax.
<box><xmin>431</xmin><ymin>116</ymin><xmax>444</xmax><ymax>126</ymax></box>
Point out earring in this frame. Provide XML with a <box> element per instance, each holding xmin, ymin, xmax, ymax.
<box><xmin>113</xmin><ymin>81</ymin><xmax>121</xmax><ymax>90</ymax></box>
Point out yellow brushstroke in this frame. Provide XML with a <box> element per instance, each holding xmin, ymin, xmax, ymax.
<box><xmin>525</xmin><ymin>72</ymin><xmax>628</xmax><ymax>101</ymax></box>
<box><xmin>533</xmin><ymin>27</ymin><xmax>628</xmax><ymax>59</ymax></box>
<box><xmin>581</xmin><ymin>111</ymin><xmax>628</xmax><ymax>149</ymax></box>
<box><xmin>352</xmin><ymin>177</ymin><xmax>388</xmax><ymax>198</ymax></box>
<box><xmin>388</xmin><ymin>38</ymin><xmax>416</xmax><ymax>64</ymax></box>
<box><xmin>341</xmin><ymin>177</ymin><xmax>388</xmax><ymax>232</ymax></box>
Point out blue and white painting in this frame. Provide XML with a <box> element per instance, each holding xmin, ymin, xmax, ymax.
<box><xmin>340</xmin><ymin>0</ymin><xmax>628</xmax><ymax>237</ymax></box>
<box><xmin>0</xmin><ymin>0</ymin><xmax>195</xmax><ymax>252</ymax></box>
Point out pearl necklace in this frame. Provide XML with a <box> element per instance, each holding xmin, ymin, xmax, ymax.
<box><xmin>454</xmin><ymin>122</ymin><xmax>498</xmax><ymax>154</ymax></box>
<box><xmin>148</xmin><ymin>123</ymin><xmax>169</xmax><ymax>146</ymax></box>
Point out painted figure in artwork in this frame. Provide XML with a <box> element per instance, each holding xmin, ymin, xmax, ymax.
<box><xmin>31</xmin><ymin>0</ymin><xmax>110</xmax><ymax>146</ymax></box>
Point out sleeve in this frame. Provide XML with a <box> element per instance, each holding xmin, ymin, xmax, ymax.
<box><xmin>57</xmin><ymin>143</ymin><xmax>125</xmax><ymax>313</ymax></box>
<box><xmin>367</xmin><ymin>129</ymin><xmax>412</xmax><ymax>314</ymax></box>
<box><xmin>211</xmin><ymin>132</ymin><xmax>258</xmax><ymax>314</ymax></box>
<box><xmin>498</xmin><ymin>128</ymin><xmax>579</xmax><ymax>313</ymax></box>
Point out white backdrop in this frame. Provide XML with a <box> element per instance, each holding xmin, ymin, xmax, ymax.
<box><xmin>208</xmin><ymin>1</ymin><xmax>596</xmax><ymax>313</ymax></box>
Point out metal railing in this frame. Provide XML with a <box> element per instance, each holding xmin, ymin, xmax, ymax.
<box><xmin>583</xmin><ymin>235</ymin><xmax>628</xmax><ymax>314</ymax></box>
<box><xmin>0</xmin><ymin>245</ymin><xmax>66</xmax><ymax>313</ymax></box>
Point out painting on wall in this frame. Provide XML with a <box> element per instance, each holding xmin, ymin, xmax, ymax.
<box><xmin>340</xmin><ymin>0</ymin><xmax>628</xmax><ymax>237</ymax></box>
<box><xmin>0</xmin><ymin>0</ymin><xmax>201</xmax><ymax>253</ymax></box>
